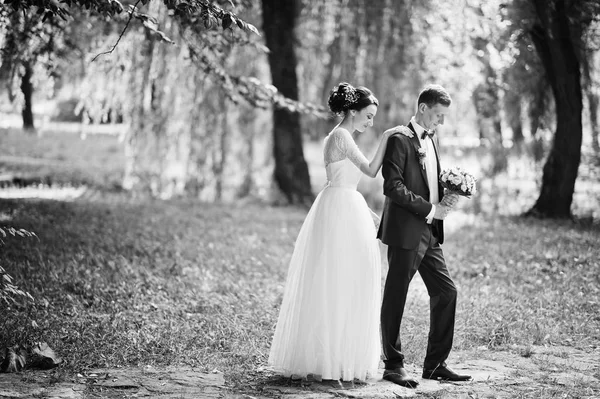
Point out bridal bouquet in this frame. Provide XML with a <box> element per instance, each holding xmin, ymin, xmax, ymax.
<box><xmin>440</xmin><ymin>167</ymin><xmax>477</xmax><ymax>198</ymax></box>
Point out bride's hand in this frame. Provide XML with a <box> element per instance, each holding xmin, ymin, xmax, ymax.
<box><xmin>371</xmin><ymin>212</ymin><xmax>381</xmax><ymax>230</ymax></box>
<box><xmin>384</xmin><ymin>125</ymin><xmax>414</xmax><ymax>138</ymax></box>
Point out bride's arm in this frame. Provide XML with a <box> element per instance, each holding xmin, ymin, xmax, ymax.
<box><xmin>347</xmin><ymin>126</ymin><xmax>411</xmax><ymax>178</ymax></box>
<box><xmin>364</xmin><ymin>126</ymin><xmax>410</xmax><ymax>177</ymax></box>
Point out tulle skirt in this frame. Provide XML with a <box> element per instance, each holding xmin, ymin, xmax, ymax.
<box><xmin>269</xmin><ymin>185</ymin><xmax>382</xmax><ymax>381</ymax></box>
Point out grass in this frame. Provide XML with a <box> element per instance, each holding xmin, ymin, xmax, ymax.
<box><xmin>1</xmin><ymin>127</ymin><xmax>599</xmax><ymax>398</ymax></box>
<box><xmin>1</xmin><ymin>197</ymin><xmax>599</xmax><ymax>392</ymax></box>
<box><xmin>395</xmin><ymin>214</ymin><xmax>600</xmax><ymax>364</ymax></box>
<box><xmin>0</xmin><ymin>127</ymin><xmax>125</xmax><ymax>189</ymax></box>
<box><xmin>0</xmin><ymin>196</ymin><xmax>303</xmax><ymax>381</ymax></box>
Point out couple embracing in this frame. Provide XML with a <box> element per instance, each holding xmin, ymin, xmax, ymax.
<box><xmin>268</xmin><ymin>83</ymin><xmax>471</xmax><ymax>388</ymax></box>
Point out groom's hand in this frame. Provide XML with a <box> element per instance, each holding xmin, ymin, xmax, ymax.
<box><xmin>440</xmin><ymin>193</ymin><xmax>459</xmax><ymax>208</ymax></box>
<box><xmin>433</xmin><ymin>204</ymin><xmax>451</xmax><ymax>220</ymax></box>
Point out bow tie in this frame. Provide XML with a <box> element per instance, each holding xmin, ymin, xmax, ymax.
<box><xmin>421</xmin><ymin>130</ymin><xmax>435</xmax><ymax>140</ymax></box>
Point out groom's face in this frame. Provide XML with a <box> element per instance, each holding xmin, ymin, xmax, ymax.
<box><xmin>421</xmin><ymin>103</ymin><xmax>449</xmax><ymax>131</ymax></box>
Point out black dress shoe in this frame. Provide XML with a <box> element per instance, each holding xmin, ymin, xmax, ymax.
<box><xmin>382</xmin><ymin>367</ymin><xmax>419</xmax><ymax>388</ymax></box>
<box><xmin>422</xmin><ymin>365</ymin><xmax>471</xmax><ymax>381</ymax></box>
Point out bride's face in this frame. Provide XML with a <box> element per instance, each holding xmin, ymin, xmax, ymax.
<box><xmin>352</xmin><ymin>104</ymin><xmax>378</xmax><ymax>133</ymax></box>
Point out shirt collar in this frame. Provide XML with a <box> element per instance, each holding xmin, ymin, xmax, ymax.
<box><xmin>410</xmin><ymin>116</ymin><xmax>426</xmax><ymax>140</ymax></box>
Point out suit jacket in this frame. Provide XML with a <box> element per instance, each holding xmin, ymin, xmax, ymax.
<box><xmin>377</xmin><ymin>122</ymin><xmax>445</xmax><ymax>249</ymax></box>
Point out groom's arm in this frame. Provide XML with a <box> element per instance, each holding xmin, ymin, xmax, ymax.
<box><xmin>382</xmin><ymin>135</ymin><xmax>433</xmax><ymax>218</ymax></box>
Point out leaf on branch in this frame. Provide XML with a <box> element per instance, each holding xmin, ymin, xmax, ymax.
<box><xmin>185</xmin><ymin>41</ymin><xmax>328</xmax><ymax>117</ymax></box>
<box><xmin>134</xmin><ymin>12</ymin><xmax>158</xmax><ymax>26</ymax></box>
<box><xmin>162</xmin><ymin>0</ymin><xmax>260</xmax><ymax>36</ymax></box>
<box><xmin>204</xmin><ymin>15</ymin><xmax>217</xmax><ymax>29</ymax></box>
<box><xmin>244</xmin><ymin>22</ymin><xmax>260</xmax><ymax>36</ymax></box>
<box><xmin>135</xmin><ymin>14</ymin><xmax>175</xmax><ymax>44</ymax></box>
<box><xmin>111</xmin><ymin>0</ymin><xmax>124</xmax><ymax>13</ymax></box>
<box><xmin>222</xmin><ymin>13</ymin><xmax>233</xmax><ymax>30</ymax></box>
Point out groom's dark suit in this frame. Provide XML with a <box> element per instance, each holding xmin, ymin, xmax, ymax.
<box><xmin>377</xmin><ymin>122</ymin><xmax>457</xmax><ymax>371</ymax></box>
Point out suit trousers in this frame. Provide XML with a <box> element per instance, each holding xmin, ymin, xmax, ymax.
<box><xmin>380</xmin><ymin>224</ymin><xmax>457</xmax><ymax>370</ymax></box>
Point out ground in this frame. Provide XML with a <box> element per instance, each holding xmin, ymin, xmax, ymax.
<box><xmin>1</xmin><ymin>128</ymin><xmax>599</xmax><ymax>398</ymax></box>
<box><xmin>1</xmin><ymin>345</ymin><xmax>599</xmax><ymax>398</ymax></box>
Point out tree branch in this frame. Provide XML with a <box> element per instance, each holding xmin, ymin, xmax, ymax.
<box><xmin>178</xmin><ymin>25</ymin><xmax>328</xmax><ymax>118</ymax></box>
<box><xmin>91</xmin><ymin>0</ymin><xmax>142</xmax><ymax>62</ymax></box>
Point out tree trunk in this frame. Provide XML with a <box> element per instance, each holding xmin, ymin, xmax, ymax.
<box><xmin>589</xmin><ymin>91</ymin><xmax>599</xmax><ymax>152</ymax></box>
<box><xmin>237</xmin><ymin>106</ymin><xmax>257</xmax><ymax>198</ymax></box>
<box><xmin>527</xmin><ymin>0</ymin><xmax>583</xmax><ymax>218</ymax></box>
<box><xmin>123</xmin><ymin>4</ymin><xmax>195</xmax><ymax>199</ymax></box>
<box><xmin>261</xmin><ymin>0</ymin><xmax>313</xmax><ymax>206</ymax></box>
<box><xmin>20</xmin><ymin>61</ymin><xmax>35</xmax><ymax>132</ymax></box>
<box><xmin>504</xmin><ymin>90</ymin><xmax>524</xmax><ymax>144</ymax></box>
<box><xmin>213</xmin><ymin>94</ymin><xmax>228</xmax><ymax>201</ymax></box>
<box><xmin>511</xmin><ymin>115</ymin><xmax>524</xmax><ymax>144</ymax></box>
<box><xmin>123</xmin><ymin>28</ymin><xmax>155</xmax><ymax>194</ymax></box>
<box><xmin>581</xmin><ymin>48</ymin><xmax>599</xmax><ymax>153</ymax></box>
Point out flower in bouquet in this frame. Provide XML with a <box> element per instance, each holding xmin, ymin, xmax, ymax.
<box><xmin>440</xmin><ymin>167</ymin><xmax>477</xmax><ymax>197</ymax></box>
<box><xmin>417</xmin><ymin>148</ymin><xmax>427</xmax><ymax>169</ymax></box>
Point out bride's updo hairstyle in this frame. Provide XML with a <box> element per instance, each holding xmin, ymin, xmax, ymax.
<box><xmin>328</xmin><ymin>82</ymin><xmax>379</xmax><ymax>115</ymax></box>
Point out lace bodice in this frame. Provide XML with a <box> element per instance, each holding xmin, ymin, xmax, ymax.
<box><xmin>324</xmin><ymin>128</ymin><xmax>369</xmax><ymax>168</ymax></box>
<box><xmin>323</xmin><ymin>128</ymin><xmax>369</xmax><ymax>188</ymax></box>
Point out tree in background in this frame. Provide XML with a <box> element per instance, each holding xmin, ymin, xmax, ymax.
<box><xmin>84</xmin><ymin>1</ymin><xmax>275</xmax><ymax>200</ymax></box>
<box><xmin>1</xmin><ymin>0</ymin><xmax>598</xmax><ymax>213</ymax></box>
<box><xmin>501</xmin><ymin>35</ymin><xmax>554</xmax><ymax>162</ymax></box>
<box><xmin>261</xmin><ymin>0</ymin><xmax>313</xmax><ymax>205</ymax></box>
<box><xmin>296</xmin><ymin>0</ymin><xmax>426</xmax><ymax>137</ymax></box>
<box><xmin>1</xmin><ymin>0</ymin><xmax>328</xmax><ymax>203</ymax></box>
<box><xmin>0</xmin><ymin>9</ymin><xmax>66</xmax><ymax>132</ymax></box>
<box><xmin>582</xmin><ymin>46</ymin><xmax>600</xmax><ymax>153</ymax></box>
<box><xmin>467</xmin><ymin>2</ymin><xmax>508</xmax><ymax>175</ymax></box>
<box><xmin>506</xmin><ymin>0</ymin><xmax>600</xmax><ymax>218</ymax></box>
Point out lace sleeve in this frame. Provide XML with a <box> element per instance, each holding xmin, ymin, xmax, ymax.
<box><xmin>334</xmin><ymin>128</ymin><xmax>370</xmax><ymax>171</ymax></box>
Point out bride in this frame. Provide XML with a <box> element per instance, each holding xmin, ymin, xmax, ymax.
<box><xmin>268</xmin><ymin>82</ymin><xmax>408</xmax><ymax>381</ymax></box>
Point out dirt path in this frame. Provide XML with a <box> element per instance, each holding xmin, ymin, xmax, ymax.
<box><xmin>1</xmin><ymin>345</ymin><xmax>597</xmax><ymax>398</ymax></box>
<box><xmin>258</xmin><ymin>345</ymin><xmax>599</xmax><ymax>398</ymax></box>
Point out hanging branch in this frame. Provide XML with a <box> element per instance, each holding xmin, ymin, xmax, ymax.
<box><xmin>5</xmin><ymin>0</ymin><xmax>326</xmax><ymax>117</ymax></box>
<box><xmin>183</xmin><ymin>35</ymin><xmax>330</xmax><ymax>118</ymax></box>
<box><xmin>91</xmin><ymin>0</ymin><xmax>141</xmax><ymax>62</ymax></box>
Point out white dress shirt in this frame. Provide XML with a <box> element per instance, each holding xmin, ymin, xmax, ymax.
<box><xmin>410</xmin><ymin>117</ymin><xmax>439</xmax><ymax>223</ymax></box>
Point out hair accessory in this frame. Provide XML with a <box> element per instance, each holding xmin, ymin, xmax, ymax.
<box><xmin>344</xmin><ymin>87</ymin><xmax>359</xmax><ymax>108</ymax></box>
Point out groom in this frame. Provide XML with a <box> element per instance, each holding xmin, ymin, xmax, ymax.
<box><xmin>377</xmin><ymin>84</ymin><xmax>471</xmax><ymax>388</ymax></box>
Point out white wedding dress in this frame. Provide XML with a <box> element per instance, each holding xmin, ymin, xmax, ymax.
<box><xmin>268</xmin><ymin>127</ymin><xmax>381</xmax><ymax>382</ymax></box>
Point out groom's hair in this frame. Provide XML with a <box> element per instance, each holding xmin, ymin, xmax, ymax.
<box><xmin>417</xmin><ymin>84</ymin><xmax>452</xmax><ymax>108</ymax></box>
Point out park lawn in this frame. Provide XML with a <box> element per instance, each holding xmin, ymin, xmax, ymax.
<box><xmin>0</xmin><ymin>128</ymin><xmax>125</xmax><ymax>188</ymax></box>
<box><xmin>0</xmin><ymin>195</ymin><xmax>301</xmax><ymax>386</ymax></box>
<box><xmin>1</xmin><ymin>127</ymin><xmax>599</xmax><ymax>396</ymax></box>
<box><xmin>1</xmin><ymin>193</ymin><xmax>599</xmax><ymax>394</ymax></box>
